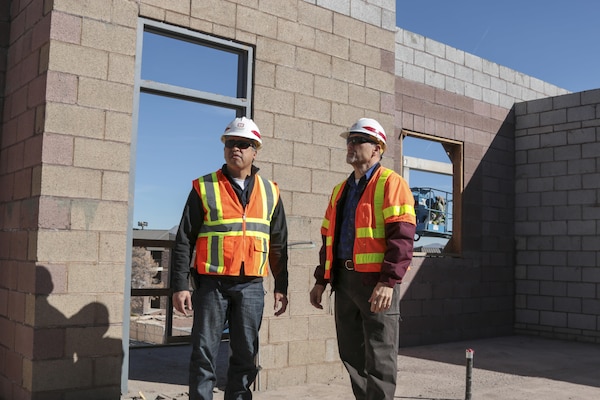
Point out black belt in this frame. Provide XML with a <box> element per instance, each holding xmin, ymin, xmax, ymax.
<box><xmin>337</xmin><ymin>259</ymin><xmax>355</xmax><ymax>270</ymax></box>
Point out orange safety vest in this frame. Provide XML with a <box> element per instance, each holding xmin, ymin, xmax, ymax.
<box><xmin>193</xmin><ymin>170</ymin><xmax>279</xmax><ymax>277</ymax></box>
<box><xmin>321</xmin><ymin>167</ymin><xmax>416</xmax><ymax>279</ymax></box>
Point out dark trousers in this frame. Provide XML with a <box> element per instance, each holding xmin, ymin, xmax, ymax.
<box><xmin>333</xmin><ymin>267</ymin><xmax>401</xmax><ymax>400</ymax></box>
<box><xmin>189</xmin><ymin>275</ymin><xmax>265</xmax><ymax>400</ymax></box>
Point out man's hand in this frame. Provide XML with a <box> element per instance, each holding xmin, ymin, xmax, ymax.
<box><xmin>309</xmin><ymin>284</ymin><xmax>326</xmax><ymax>309</ymax></box>
<box><xmin>274</xmin><ymin>292</ymin><xmax>288</xmax><ymax>316</ymax></box>
<box><xmin>368</xmin><ymin>283</ymin><xmax>393</xmax><ymax>313</ymax></box>
<box><xmin>172</xmin><ymin>290</ymin><xmax>192</xmax><ymax>316</ymax></box>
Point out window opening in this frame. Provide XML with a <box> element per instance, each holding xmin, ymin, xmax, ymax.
<box><xmin>128</xmin><ymin>19</ymin><xmax>254</xmax><ymax>349</ymax></box>
<box><xmin>401</xmin><ymin>131</ymin><xmax>463</xmax><ymax>255</ymax></box>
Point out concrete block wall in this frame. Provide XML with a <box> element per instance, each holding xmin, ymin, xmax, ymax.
<box><xmin>394</xmin><ymin>31</ymin><xmax>571</xmax><ymax>346</ymax></box>
<box><xmin>395</xmin><ymin>28</ymin><xmax>570</xmax><ymax>109</ymax></box>
<box><xmin>514</xmin><ymin>89</ymin><xmax>600</xmax><ymax>343</ymax></box>
<box><xmin>2</xmin><ymin>0</ymin><xmax>597</xmax><ymax>398</ymax></box>
<box><xmin>0</xmin><ymin>0</ymin><xmax>137</xmax><ymax>398</ymax></box>
<box><xmin>0</xmin><ymin>0</ymin><xmax>398</xmax><ymax>397</ymax></box>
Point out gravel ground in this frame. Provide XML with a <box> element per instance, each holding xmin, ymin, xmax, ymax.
<box><xmin>124</xmin><ymin>335</ymin><xmax>600</xmax><ymax>400</ymax></box>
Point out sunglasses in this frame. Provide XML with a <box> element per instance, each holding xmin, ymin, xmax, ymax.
<box><xmin>346</xmin><ymin>136</ymin><xmax>377</xmax><ymax>146</ymax></box>
<box><xmin>225</xmin><ymin>139</ymin><xmax>255</xmax><ymax>149</ymax></box>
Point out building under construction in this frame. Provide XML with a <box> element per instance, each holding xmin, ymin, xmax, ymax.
<box><xmin>1</xmin><ymin>1</ymin><xmax>598</xmax><ymax>398</ymax></box>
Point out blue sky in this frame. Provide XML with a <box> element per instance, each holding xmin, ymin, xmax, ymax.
<box><xmin>396</xmin><ymin>0</ymin><xmax>600</xmax><ymax>93</ymax></box>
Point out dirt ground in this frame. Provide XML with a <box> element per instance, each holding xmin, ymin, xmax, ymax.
<box><xmin>124</xmin><ymin>335</ymin><xmax>600</xmax><ymax>400</ymax></box>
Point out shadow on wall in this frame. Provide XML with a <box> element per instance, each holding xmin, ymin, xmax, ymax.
<box><xmin>399</xmin><ymin>108</ymin><xmax>516</xmax><ymax>349</ymax></box>
<box><xmin>36</xmin><ymin>266</ymin><xmax>123</xmax><ymax>395</ymax></box>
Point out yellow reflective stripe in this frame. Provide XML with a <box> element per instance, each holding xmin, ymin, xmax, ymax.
<box><xmin>206</xmin><ymin>236</ymin><xmax>225</xmax><ymax>274</ymax></box>
<box><xmin>256</xmin><ymin>177</ymin><xmax>268</xmax><ymax>219</ymax></box>
<box><xmin>383</xmin><ymin>204</ymin><xmax>416</xmax><ymax>219</ymax></box>
<box><xmin>331</xmin><ymin>182</ymin><xmax>344</xmax><ymax>207</ymax></box>
<box><xmin>356</xmin><ymin>226</ymin><xmax>385</xmax><ymax>238</ymax></box>
<box><xmin>258</xmin><ymin>237</ymin><xmax>268</xmax><ymax>275</ymax></box>
<box><xmin>260</xmin><ymin>178</ymin><xmax>278</xmax><ymax>219</ymax></box>
<box><xmin>355</xmin><ymin>252</ymin><xmax>384</xmax><ymax>265</ymax></box>
<box><xmin>198</xmin><ymin>172</ymin><xmax>223</xmax><ymax>222</ymax></box>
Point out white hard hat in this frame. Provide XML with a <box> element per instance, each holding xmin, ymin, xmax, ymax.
<box><xmin>221</xmin><ymin>117</ymin><xmax>262</xmax><ymax>149</ymax></box>
<box><xmin>341</xmin><ymin>118</ymin><xmax>387</xmax><ymax>152</ymax></box>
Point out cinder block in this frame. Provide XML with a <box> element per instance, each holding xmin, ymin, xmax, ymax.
<box><xmin>38</xmin><ymin>196</ymin><xmax>70</xmax><ymax>230</ymax></box>
<box><xmin>295</xmin><ymin>94</ymin><xmax>331</xmax><ymax>123</ymax></box>
<box><xmin>108</xmin><ymin>53</ymin><xmax>134</xmax><ymax>84</ymax></box>
<box><xmin>101</xmin><ymin>172</ymin><xmax>129</xmax><ymax>201</ymax></box>
<box><xmin>263</xmin><ymin>365</ymin><xmax>306</xmax><ymax>390</ymax></box>
<box><xmin>308</xmin><ymin>314</ymin><xmax>336</xmax><ymax>340</ymax></box>
<box><xmin>334</xmin><ymin>13</ymin><xmax>365</xmax><ymax>42</ymax></box>
<box><xmin>314</xmin><ymin>75</ymin><xmax>349</xmax><ymax>102</ymax></box>
<box><xmin>277</xmin><ymin>19</ymin><xmax>315</xmax><ymax>48</ymax></box>
<box><xmin>257</xmin><ymin>136</ymin><xmax>294</xmax><ymax>166</ymax></box>
<box><xmin>275</xmin><ymin>66</ymin><xmax>313</xmax><ymax>95</ymax></box>
<box><xmin>292</xmin><ymin>192</ymin><xmax>329</xmax><ymax>219</ymax></box>
<box><xmin>111</xmin><ymin>0</ymin><xmax>138</xmax><ymax>28</ymax></box>
<box><xmin>45</xmin><ymin>103</ymin><xmax>105</xmax><ymax>138</ymax></box>
<box><xmin>366</xmin><ymin>67</ymin><xmax>394</xmax><ymax>93</ymax></box>
<box><xmin>258</xmin><ymin>342</ymin><xmax>288</xmax><ymax>369</ymax></box>
<box><xmin>48</xmin><ymin>41</ymin><xmax>108</xmax><ymax>79</ymax></box>
<box><xmin>50</xmin><ymin>12</ymin><xmax>81</xmax><ymax>44</ymax></box>
<box><xmin>268</xmin><ymin>315</ymin><xmax>309</xmax><ymax>343</ymax></box>
<box><xmin>191</xmin><ymin>0</ymin><xmax>235</xmax><ymax>26</ymax></box>
<box><xmin>293</xmin><ymin>142</ymin><xmax>330</xmax><ymax>170</ymax></box>
<box><xmin>94</xmin><ymin>355</ymin><xmax>123</xmax><ymax>386</ymax></box>
<box><xmin>73</xmin><ymin>137</ymin><xmax>130</xmax><ymax>171</ymax></box>
<box><xmin>366</xmin><ymin>25</ymin><xmax>395</xmax><ymax>51</ymax></box>
<box><xmin>78</xmin><ymin>77</ymin><xmax>133</xmax><ymax>113</ymax></box>
<box><xmin>311</xmin><ymin>170</ymin><xmax>346</xmax><ymax>196</ymax></box>
<box><xmin>273</xmin><ymin>115</ymin><xmax>312</xmax><ymax>143</ymax></box>
<box><xmin>139</xmin><ymin>3</ymin><xmax>166</xmax><ymax>21</ymax></box>
<box><xmin>36</xmin><ymin>230</ymin><xmax>99</xmax><ymax>263</ymax></box>
<box><xmin>330</xmin><ymin>102</ymin><xmax>367</xmax><ymax>128</ymax></box>
<box><xmin>352</xmin><ymin>1</ymin><xmax>383</xmax><ymax>28</ymax></box>
<box><xmin>165</xmin><ymin>10</ymin><xmax>191</xmax><ymax>29</ymax></box>
<box><xmin>81</xmin><ymin>19</ymin><xmax>136</xmax><ymax>55</ymax></box>
<box><xmin>400</xmin><ymin>29</ymin><xmax>425</xmax><ymax>51</ymax></box>
<box><xmin>288</xmin><ymin>339</ymin><xmax>325</xmax><ymax>365</ymax></box>
<box><xmin>402</xmin><ymin>64</ymin><xmax>425</xmax><ymax>84</ymax></box>
<box><xmin>68</xmin><ymin>263</ymin><xmax>125</xmax><ymax>294</ymax></box>
<box><xmin>349</xmin><ymin>41</ymin><xmax>379</xmax><ymax>69</ymax></box>
<box><xmin>567</xmin><ymin>105</ymin><xmax>596</xmax><ymax>122</ymax></box>
<box><xmin>296</xmin><ymin>47</ymin><xmax>332</xmax><ymax>77</ymax></box>
<box><xmin>256</xmin><ymin>37</ymin><xmax>297</xmax><ymax>68</ymax></box>
<box><xmin>255</xmin><ymin>86</ymin><xmax>294</xmax><ymax>116</ymax></box>
<box><xmin>237</xmin><ymin>6</ymin><xmax>278</xmax><ymax>38</ymax></box>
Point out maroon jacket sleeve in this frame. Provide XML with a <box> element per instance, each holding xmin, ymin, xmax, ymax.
<box><xmin>379</xmin><ymin>221</ymin><xmax>416</xmax><ymax>287</ymax></box>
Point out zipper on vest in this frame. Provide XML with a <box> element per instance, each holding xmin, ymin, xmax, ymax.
<box><xmin>242</xmin><ymin>211</ymin><xmax>246</xmax><ymax>262</ymax></box>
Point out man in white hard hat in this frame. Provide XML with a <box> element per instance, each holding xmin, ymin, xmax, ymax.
<box><xmin>172</xmin><ymin>116</ymin><xmax>289</xmax><ymax>400</ymax></box>
<box><xmin>310</xmin><ymin>118</ymin><xmax>416</xmax><ymax>400</ymax></box>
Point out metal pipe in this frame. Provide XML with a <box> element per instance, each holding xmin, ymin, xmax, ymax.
<box><xmin>465</xmin><ymin>348</ymin><xmax>474</xmax><ymax>400</ymax></box>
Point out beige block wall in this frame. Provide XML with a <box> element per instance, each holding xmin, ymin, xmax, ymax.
<box><xmin>1</xmin><ymin>0</ymin><xmax>136</xmax><ymax>397</ymax></box>
<box><xmin>0</xmin><ymin>0</ymin><xmax>398</xmax><ymax>396</ymax></box>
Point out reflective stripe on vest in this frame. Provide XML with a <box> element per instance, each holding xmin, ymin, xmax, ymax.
<box><xmin>195</xmin><ymin>171</ymin><xmax>277</xmax><ymax>276</ymax></box>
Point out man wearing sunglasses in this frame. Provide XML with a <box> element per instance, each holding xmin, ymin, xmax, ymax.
<box><xmin>310</xmin><ymin>118</ymin><xmax>416</xmax><ymax>400</ymax></box>
<box><xmin>172</xmin><ymin>116</ymin><xmax>289</xmax><ymax>400</ymax></box>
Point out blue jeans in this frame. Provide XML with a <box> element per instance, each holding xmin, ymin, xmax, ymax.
<box><xmin>189</xmin><ymin>275</ymin><xmax>265</xmax><ymax>400</ymax></box>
